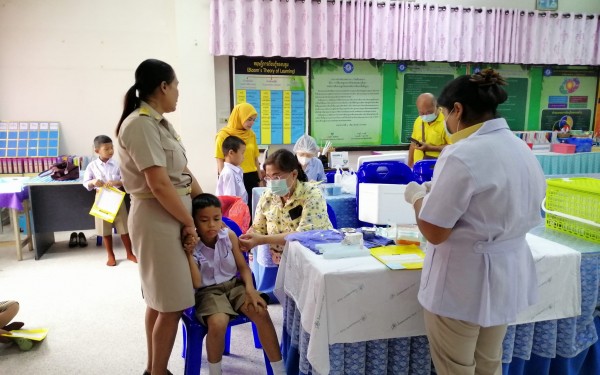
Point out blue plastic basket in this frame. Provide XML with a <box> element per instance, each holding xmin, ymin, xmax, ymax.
<box><xmin>565</xmin><ymin>137</ymin><xmax>593</xmax><ymax>153</ymax></box>
<box><xmin>412</xmin><ymin>160</ymin><xmax>437</xmax><ymax>184</ymax></box>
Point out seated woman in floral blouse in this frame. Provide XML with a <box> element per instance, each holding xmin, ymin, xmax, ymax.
<box><xmin>239</xmin><ymin>149</ymin><xmax>332</xmax><ymax>264</ymax></box>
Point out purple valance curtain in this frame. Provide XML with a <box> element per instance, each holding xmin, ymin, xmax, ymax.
<box><xmin>209</xmin><ymin>0</ymin><xmax>600</xmax><ymax>65</ymax></box>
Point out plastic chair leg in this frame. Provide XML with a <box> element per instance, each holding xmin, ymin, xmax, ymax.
<box><xmin>183</xmin><ymin>323</ymin><xmax>207</xmax><ymax>375</ymax></box>
<box><xmin>263</xmin><ymin>349</ymin><xmax>274</xmax><ymax>375</ymax></box>
<box><xmin>181</xmin><ymin>322</ymin><xmax>187</xmax><ymax>358</ymax></box>
<box><xmin>223</xmin><ymin>325</ymin><xmax>232</xmax><ymax>355</ymax></box>
<box><xmin>96</xmin><ymin>236</ymin><xmax>102</xmax><ymax>246</ymax></box>
<box><xmin>252</xmin><ymin>322</ymin><xmax>262</xmax><ymax>349</ymax></box>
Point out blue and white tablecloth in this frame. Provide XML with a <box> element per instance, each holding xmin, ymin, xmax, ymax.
<box><xmin>277</xmin><ymin>228</ymin><xmax>591</xmax><ymax>375</ymax></box>
<box><xmin>535</xmin><ymin>152</ymin><xmax>600</xmax><ymax>175</ymax></box>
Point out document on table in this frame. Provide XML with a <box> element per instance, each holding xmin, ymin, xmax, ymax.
<box><xmin>1</xmin><ymin>328</ymin><xmax>49</xmax><ymax>341</ymax></box>
<box><xmin>89</xmin><ymin>186</ymin><xmax>125</xmax><ymax>223</ymax></box>
<box><xmin>370</xmin><ymin>245</ymin><xmax>425</xmax><ymax>270</ymax></box>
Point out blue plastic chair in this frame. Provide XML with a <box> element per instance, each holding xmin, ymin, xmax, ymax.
<box><xmin>355</xmin><ymin>161</ymin><xmax>415</xmax><ymax>226</ymax></box>
<box><xmin>180</xmin><ymin>216</ymin><xmax>273</xmax><ymax>375</ymax></box>
<box><xmin>412</xmin><ymin>159</ymin><xmax>437</xmax><ymax>184</ymax></box>
<box><xmin>326</xmin><ymin>203</ymin><xmax>338</xmax><ymax>229</ymax></box>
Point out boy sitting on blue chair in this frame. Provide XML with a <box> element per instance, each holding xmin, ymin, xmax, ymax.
<box><xmin>184</xmin><ymin>194</ymin><xmax>286</xmax><ymax>375</ymax></box>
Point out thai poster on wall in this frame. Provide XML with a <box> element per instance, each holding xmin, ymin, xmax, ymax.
<box><xmin>539</xmin><ymin>66</ymin><xmax>598</xmax><ymax>132</ymax></box>
<box><xmin>233</xmin><ymin>57</ymin><xmax>307</xmax><ymax>145</ymax></box>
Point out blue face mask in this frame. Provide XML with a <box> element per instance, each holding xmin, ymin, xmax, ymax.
<box><xmin>266</xmin><ymin>179</ymin><xmax>290</xmax><ymax>197</ymax></box>
<box><xmin>421</xmin><ymin>112</ymin><xmax>437</xmax><ymax>123</ymax></box>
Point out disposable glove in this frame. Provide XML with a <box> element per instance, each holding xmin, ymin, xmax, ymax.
<box><xmin>404</xmin><ymin>181</ymin><xmax>427</xmax><ymax>206</ymax></box>
<box><xmin>423</xmin><ymin>181</ymin><xmax>432</xmax><ymax>193</ymax></box>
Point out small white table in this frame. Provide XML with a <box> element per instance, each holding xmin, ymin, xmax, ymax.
<box><xmin>0</xmin><ymin>177</ymin><xmax>33</xmax><ymax>260</ymax></box>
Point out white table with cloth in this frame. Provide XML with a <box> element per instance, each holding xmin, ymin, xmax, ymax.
<box><xmin>274</xmin><ymin>227</ymin><xmax>589</xmax><ymax>375</ymax></box>
<box><xmin>0</xmin><ymin>177</ymin><xmax>33</xmax><ymax>260</ymax></box>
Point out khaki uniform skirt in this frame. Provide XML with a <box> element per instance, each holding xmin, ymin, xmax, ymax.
<box><xmin>129</xmin><ymin>195</ymin><xmax>194</xmax><ymax>312</ymax></box>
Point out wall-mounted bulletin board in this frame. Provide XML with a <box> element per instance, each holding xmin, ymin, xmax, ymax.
<box><xmin>396</xmin><ymin>62</ymin><xmax>465</xmax><ymax>144</ymax></box>
<box><xmin>470</xmin><ymin>64</ymin><xmax>534</xmax><ymax>132</ymax></box>
<box><xmin>311</xmin><ymin>60</ymin><xmax>385</xmax><ymax>147</ymax></box>
<box><xmin>231</xmin><ymin>56</ymin><xmax>599</xmax><ymax>148</ymax></box>
<box><xmin>0</xmin><ymin>121</ymin><xmax>60</xmax><ymax>157</ymax></box>
<box><xmin>310</xmin><ymin>60</ymin><xmax>466</xmax><ymax>147</ymax></box>
<box><xmin>232</xmin><ymin>56</ymin><xmax>308</xmax><ymax>145</ymax></box>
<box><xmin>538</xmin><ymin>66</ymin><xmax>599</xmax><ymax>132</ymax></box>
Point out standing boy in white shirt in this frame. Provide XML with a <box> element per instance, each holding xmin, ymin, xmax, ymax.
<box><xmin>216</xmin><ymin>135</ymin><xmax>248</xmax><ymax>204</ymax></box>
<box><xmin>83</xmin><ymin>135</ymin><xmax>137</xmax><ymax>266</ymax></box>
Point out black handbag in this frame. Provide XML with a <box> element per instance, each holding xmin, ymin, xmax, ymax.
<box><xmin>39</xmin><ymin>161</ymin><xmax>80</xmax><ymax>181</ymax></box>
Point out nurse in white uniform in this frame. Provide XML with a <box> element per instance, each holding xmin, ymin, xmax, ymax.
<box><xmin>404</xmin><ymin>69</ymin><xmax>546</xmax><ymax>375</ymax></box>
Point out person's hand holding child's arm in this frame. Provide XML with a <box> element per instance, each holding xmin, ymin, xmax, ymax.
<box><xmin>183</xmin><ymin>234</ymin><xmax>202</xmax><ymax>289</ymax></box>
<box><xmin>182</xmin><ymin>234</ymin><xmax>197</xmax><ymax>254</ymax></box>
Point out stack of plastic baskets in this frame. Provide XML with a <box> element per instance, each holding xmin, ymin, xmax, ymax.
<box><xmin>543</xmin><ymin>177</ymin><xmax>600</xmax><ymax>243</ymax></box>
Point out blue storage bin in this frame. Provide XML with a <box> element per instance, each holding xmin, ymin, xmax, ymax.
<box><xmin>565</xmin><ymin>137</ymin><xmax>593</xmax><ymax>153</ymax></box>
<box><xmin>413</xmin><ymin>159</ymin><xmax>437</xmax><ymax>184</ymax></box>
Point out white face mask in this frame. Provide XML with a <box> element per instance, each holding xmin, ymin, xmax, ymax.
<box><xmin>444</xmin><ymin>109</ymin><xmax>456</xmax><ymax>138</ymax></box>
<box><xmin>297</xmin><ymin>156</ymin><xmax>310</xmax><ymax>166</ymax></box>
<box><xmin>421</xmin><ymin>111</ymin><xmax>437</xmax><ymax>123</ymax></box>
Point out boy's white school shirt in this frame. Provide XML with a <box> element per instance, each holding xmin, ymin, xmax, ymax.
<box><xmin>82</xmin><ymin>158</ymin><xmax>122</xmax><ymax>191</ymax></box>
<box><xmin>193</xmin><ymin>228</ymin><xmax>237</xmax><ymax>287</ymax></box>
<box><xmin>216</xmin><ymin>162</ymin><xmax>248</xmax><ymax>203</ymax></box>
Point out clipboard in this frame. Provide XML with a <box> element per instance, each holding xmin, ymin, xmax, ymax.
<box><xmin>1</xmin><ymin>328</ymin><xmax>49</xmax><ymax>341</ymax></box>
<box><xmin>370</xmin><ymin>245</ymin><xmax>425</xmax><ymax>270</ymax></box>
<box><xmin>89</xmin><ymin>186</ymin><xmax>126</xmax><ymax>223</ymax></box>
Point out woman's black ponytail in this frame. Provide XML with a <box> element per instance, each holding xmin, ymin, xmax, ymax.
<box><xmin>116</xmin><ymin>85</ymin><xmax>139</xmax><ymax>136</ymax></box>
<box><xmin>115</xmin><ymin>59</ymin><xmax>176</xmax><ymax>136</ymax></box>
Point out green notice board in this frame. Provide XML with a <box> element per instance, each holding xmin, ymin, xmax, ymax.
<box><xmin>498</xmin><ymin>77</ymin><xmax>529</xmax><ymax>131</ymax></box>
<box><xmin>308</xmin><ymin>60</ymin><xmax>597</xmax><ymax>147</ymax></box>
<box><xmin>400</xmin><ymin>74</ymin><xmax>454</xmax><ymax>143</ymax></box>
<box><xmin>539</xmin><ymin>66</ymin><xmax>598</xmax><ymax>132</ymax></box>
<box><xmin>473</xmin><ymin>64</ymin><xmax>531</xmax><ymax>131</ymax></box>
<box><xmin>311</xmin><ymin>60</ymin><xmax>384</xmax><ymax>147</ymax></box>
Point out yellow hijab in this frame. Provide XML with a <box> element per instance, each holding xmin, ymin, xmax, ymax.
<box><xmin>218</xmin><ymin>103</ymin><xmax>258</xmax><ymax>144</ymax></box>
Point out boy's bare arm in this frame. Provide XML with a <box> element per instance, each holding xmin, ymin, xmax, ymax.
<box><xmin>229</xmin><ymin>230</ymin><xmax>266</xmax><ymax>312</ymax></box>
<box><xmin>183</xmin><ymin>234</ymin><xmax>202</xmax><ymax>289</ymax></box>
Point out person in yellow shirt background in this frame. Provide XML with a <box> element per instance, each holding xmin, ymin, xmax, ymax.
<box><xmin>408</xmin><ymin>93</ymin><xmax>450</xmax><ymax>168</ymax></box>
<box><xmin>215</xmin><ymin>103</ymin><xmax>265</xmax><ymax>213</ymax></box>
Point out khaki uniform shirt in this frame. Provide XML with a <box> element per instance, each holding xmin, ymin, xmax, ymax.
<box><xmin>118</xmin><ymin>101</ymin><xmax>191</xmax><ymax>193</ymax></box>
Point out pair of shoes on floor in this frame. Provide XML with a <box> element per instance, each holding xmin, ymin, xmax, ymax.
<box><xmin>142</xmin><ymin>370</ymin><xmax>173</xmax><ymax>375</ymax></box>
<box><xmin>69</xmin><ymin>232</ymin><xmax>87</xmax><ymax>248</ymax></box>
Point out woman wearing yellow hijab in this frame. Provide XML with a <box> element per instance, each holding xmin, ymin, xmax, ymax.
<box><xmin>215</xmin><ymin>103</ymin><xmax>264</xmax><ymax>209</ymax></box>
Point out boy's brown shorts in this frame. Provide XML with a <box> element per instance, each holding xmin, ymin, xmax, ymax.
<box><xmin>194</xmin><ymin>278</ymin><xmax>268</xmax><ymax>325</ymax></box>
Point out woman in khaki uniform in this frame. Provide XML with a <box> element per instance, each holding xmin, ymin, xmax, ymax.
<box><xmin>116</xmin><ymin>59</ymin><xmax>203</xmax><ymax>375</ymax></box>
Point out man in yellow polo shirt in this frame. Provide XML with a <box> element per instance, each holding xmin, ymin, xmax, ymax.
<box><xmin>408</xmin><ymin>93</ymin><xmax>450</xmax><ymax>168</ymax></box>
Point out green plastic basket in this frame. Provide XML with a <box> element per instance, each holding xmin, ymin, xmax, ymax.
<box><xmin>542</xmin><ymin>177</ymin><xmax>600</xmax><ymax>243</ymax></box>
